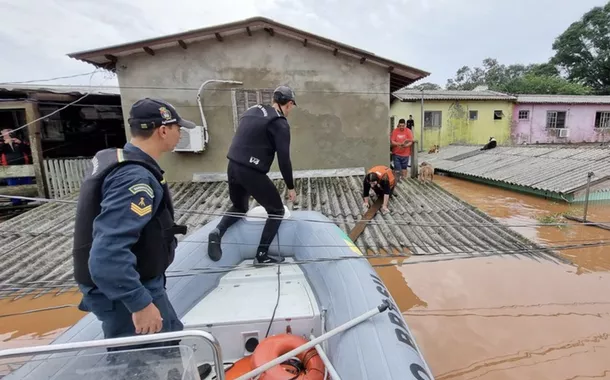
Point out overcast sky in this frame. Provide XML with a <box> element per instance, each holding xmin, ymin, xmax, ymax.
<box><xmin>0</xmin><ymin>0</ymin><xmax>607</xmax><ymax>89</ymax></box>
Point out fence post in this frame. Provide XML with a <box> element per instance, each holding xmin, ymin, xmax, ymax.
<box><xmin>410</xmin><ymin>141</ymin><xmax>419</xmax><ymax>179</ymax></box>
<box><xmin>583</xmin><ymin>171</ymin><xmax>594</xmax><ymax>222</ymax></box>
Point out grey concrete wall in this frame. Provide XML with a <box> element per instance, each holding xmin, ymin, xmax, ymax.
<box><xmin>116</xmin><ymin>31</ymin><xmax>390</xmax><ymax>182</ymax></box>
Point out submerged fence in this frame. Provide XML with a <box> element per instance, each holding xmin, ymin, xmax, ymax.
<box><xmin>564</xmin><ymin>171</ymin><xmax>610</xmax><ymax>231</ymax></box>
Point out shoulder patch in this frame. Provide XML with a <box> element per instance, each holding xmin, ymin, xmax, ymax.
<box><xmin>130</xmin><ymin>196</ymin><xmax>152</xmax><ymax>217</ymax></box>
<box><xmin>129</xmin><ymin>183</ymin><xmax>154</xmax><ymax>198</ymax></box>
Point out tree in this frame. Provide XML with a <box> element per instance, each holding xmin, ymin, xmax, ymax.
<box><xmin>551</xmin><ymin>2</ymin><xmax>610</xmax><ymax>94</ymax></box>
<box><xmin>498</xmin><ymin>75</ymin><xmax>593</xmax><ymax>95</ymax></box>
<box><xmin>411</xmin><ymin>82</ymin><xmax>442</xmax><ymax>90</ymax></box>
<box><xmin>445</xmin><ymin>57</ymin><xmax>594</xmax><ymax>94</ymax></box>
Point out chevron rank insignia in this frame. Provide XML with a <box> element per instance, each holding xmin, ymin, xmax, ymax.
<box><xmin>131</xmin><ymin>195</ymin><xmax>152</xmax><ymax>217</ymax></box>
<box><xmin>129</xmin><ymin>183</ymin><xmax>155</xmax><ymax>198</ymax></box>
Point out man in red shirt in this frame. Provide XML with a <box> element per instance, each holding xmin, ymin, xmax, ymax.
<box><xmin>390</xmin><ymin>118</ymin><xmax>413</xmax><ymax>180</ymax></box>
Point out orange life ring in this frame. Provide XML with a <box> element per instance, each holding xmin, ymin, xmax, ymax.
<box><xmin>225</xmin><ymin>356</ymin><xmax>253</xmax><ymax>380</ymax></box>
<box><xmin>251</xmin><ymin>334</ymin><xmax>326</xmax><ymax>380</ymax></box>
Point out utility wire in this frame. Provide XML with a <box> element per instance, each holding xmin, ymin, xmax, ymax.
<box><xmin>4</xmin><ymin>70</ymin><xmax>104</xmax><ymax>135</ymax></box>
<box><xmin>0</xmin><ymin>240</ymin><xmax>603</xmax><ymax>294</ymax></box>
<box><xmin>0</xmin><ymin>71</ymin><xmax>99</xmax><ymax>85</ymax></box>
<box><xmin>0</xmin><ymin>193</ymin><xmax>608</xmax><ymax>229</ymax></box>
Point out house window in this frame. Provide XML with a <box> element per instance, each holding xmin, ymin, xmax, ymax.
<box><xmin>469</xmin><ymin>110</ymin><xmax>478</xmax><ymax>120</ymax></box>
<box><xmin>232</xmin><ymin>88</ymin><xmax>275</xmax><ymax>130</ymax></box>
<box><xmin>546</xmin><ymin>111</ymin><xmax>566</xmax><ymax>129</ymax></box>
<box><xmin>493</xmin><ymin>110</ymin><xmax>503</xmax><ymax>120</ymax></box>
<box><xmin>424</xmin><ymin>111</ymin><xmax>442</xmax><ymax>128</ymax></box>
<box><xmin>518</xmin><ymin>110</ymin><xmax>530</xmax><ymax>120</ymax></box>
<box><xmin>595</xmin><ymin>111</ymin><xmax>610</xmax><ymax>129</ymax></box>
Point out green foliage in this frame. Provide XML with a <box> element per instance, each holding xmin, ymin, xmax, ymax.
<box><xmin>444</xmin><ymin>2</ymin><xmax>609</xmax><ymax>95</ymax></box>
<box><xmin>410</xmin><ymin>82</ymin><xmax>442</xmax><ymax>90</ymax></box>
<box><xmin>551</xmin><ymin>2</ymin><xmax>610</xmax><ymax>94</ymax></box>
<box><xmin>497</xmin><ymin>75</ymin><xmax>593</xmax><ymax>95</ymax></box>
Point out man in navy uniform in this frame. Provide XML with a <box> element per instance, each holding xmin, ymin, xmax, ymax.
<box><xmin>72</xmin><ymin>98</ymin><xmax>210</xmax><ymax>378</ymax></box>
<box><xmin>207</xmin><ymin>85</ymin><xmax>297</xmax><ymax>265</ymax></box>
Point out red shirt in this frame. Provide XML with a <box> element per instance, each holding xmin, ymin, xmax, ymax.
<box><xmin>391</xmin><ymin>127</ymin><xmax>413</xmax><ymax>157</ymax></box>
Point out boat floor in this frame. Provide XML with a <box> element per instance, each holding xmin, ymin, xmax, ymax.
<box><xmin>181</xmin><ymin>258</ymin><xmax>323</xmax><ymax>369</ymax></box>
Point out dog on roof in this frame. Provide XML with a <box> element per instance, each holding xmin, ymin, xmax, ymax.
<box><xmin>418</xmin><ymin>161</ymin><xmax>434</xmax><ymax>183</ymax></box>
<box><xmin>428</xmin><ymin>144</ymin><xmax>439</xmax><ymax>154</ymax></box>
<box><xmin>480</xmin><ymin>137</ymin><xmax>497</xmax><ymax>151</ymax></box>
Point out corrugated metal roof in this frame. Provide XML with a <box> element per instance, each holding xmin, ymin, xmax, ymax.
<box><xmin>393</xmin><ymin>89</ymin><xmax>517</xmax><ymax>101</ymax></box>
<box><xmin>0</xmin><ymin>84</ymin><xmax>120</xmax><ymax>96</ymax></box>
<box><xmin>517</xmin><ymin>95</ymin><xmax>610</xmax><ymax>104</ymax></box>
<box><xmin>422</xmin><ymin>144</ymin><xmax>610</xmax><ymax>194</ymax></box>
<box><xmin>0</xmin><ymin>176</ymin><xmax>560</xmax><ymax>297</ymax></box>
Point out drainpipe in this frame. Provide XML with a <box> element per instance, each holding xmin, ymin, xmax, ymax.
<box><xmin>197</xmin><ymin>79</ymin><xmax>243</xmax><ymax>147</ymax></box>
<box><xmin>420</xmin><ymin>89</ymin><xmax>424</xmax><ymax>152</ymax></box>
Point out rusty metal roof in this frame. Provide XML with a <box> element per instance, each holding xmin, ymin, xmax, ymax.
<box><xmin>393</xmin><ymin>89</ymin><xmax>517</xmax><ymax>101</ymax></box>
<box><xmin>421</xmin><ymin>144</ymin><xmax>610</xmax><ymax>195</ymax></box>
<box><xmin>0</xmin><ymin>175</ymin><xmax>560</xmax><ymax>298</ymax></box>
<box><xmin>517</xmin><ymin>94</ymin><xmax>610</xmax><ymax>104</ymax></box>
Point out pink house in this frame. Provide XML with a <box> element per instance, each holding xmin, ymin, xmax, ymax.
<box><xmin>512</xmin><ymin>95</ymin><xmax>610</xmax><ymax>144</ymax></box>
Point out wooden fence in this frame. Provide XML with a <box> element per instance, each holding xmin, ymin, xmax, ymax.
<box><xmin>43</xmin><ymin>158</ymin><xmax>92</xmax><ymax>199</ymax></box>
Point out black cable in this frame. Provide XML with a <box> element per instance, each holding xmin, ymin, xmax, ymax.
<box><xmin>265</xmin><ymin>264</ymin><xmax>281</xmax><ymax>339</ymax></box>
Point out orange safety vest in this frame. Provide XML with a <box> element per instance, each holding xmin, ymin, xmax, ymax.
<box><xmin>367</xmin><ymin>165</ymin><xmax>396</xmax><ymax>189</ymax></box>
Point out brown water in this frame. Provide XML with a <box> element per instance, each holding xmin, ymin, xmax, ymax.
<box><xmin>436</xmin><ymin>176</ymin><xmax>610</xmax><ymax>274</ymax></box>
<box><xmin>370</xmin><ymin>176</ymin><xmax>610</xmax><ymax>380</ymax></box>
<box><xmin>0</xmin><ymin>289</ymin><xmax>85</xmax><ymax>376</ymax></box>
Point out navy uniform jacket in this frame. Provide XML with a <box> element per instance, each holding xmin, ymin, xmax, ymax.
<box><xmin>78</xmin><ymin>143</ymin><xmax>166</xmax><ymax>314</ymax></box>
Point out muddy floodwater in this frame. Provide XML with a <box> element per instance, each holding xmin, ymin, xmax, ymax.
<box><xmin>1</xmin><ymin>176</ymin><xmax>610</xmax><ymax>379</ymax></box>
<box><xmin>371</xmin><ymin>176</ymin><xmax>610</xmax><ymax>380</ymax></box>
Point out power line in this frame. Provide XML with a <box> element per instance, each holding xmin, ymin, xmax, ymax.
<box><xmin>0</xmin><ymin>192</ymin><xmax>608</xmax><ymax>229</ymax></box>
<box><xmin>0</xmin><ymin>81</ymin><xmax>430</xmax><ymax>96</ymax></box>
<box><xmin>4</xmin><ymin>70</ymin><xmax>107</xmax><ymax>135</ymax></box>
<box><xmin>0</xmin><ymin>227</ymin><xmax>604</xmax><ymax>254</ymax></box>
<box><xmin>0</xmin><ymin>240</ymin><xmax>603</xmax><ymax>295</ymax></box>
<box><xmin>0</xmin><ymin>71</ymin><xmax>100</xmax><ymax>85</ymax></box>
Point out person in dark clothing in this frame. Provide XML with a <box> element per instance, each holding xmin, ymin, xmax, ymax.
<box><xmin>72</xmin><ymin>98</ymin><xmax>211</xmax><ymax>379</ymax></box>
<box><xmin>1</xmin><ymin>128</ymin><xmax>33</xmax><ymax>205</ymax></box>
<box><xmin>406</xmin><ymin>115</ymin><xmax>415</xmax><ymax>130</ymax></box>
<box><xmin>362</xmin><ymin>165</ymin><xmax>396</xmax><ymax>214</ymax></box>
<box><xmin>208</xmin><ymin>85</ymin><xmax>298</xmax><ymax>265</ymax></box>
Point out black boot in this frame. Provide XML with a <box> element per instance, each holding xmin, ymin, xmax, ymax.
<box><xmin>208</xmin><ymin>228</ymin><xmax>222</xmax><ymax>262</ymax></box>
<box><xmin>253</xmin><ymin>252</ymin><xmax>285</xmax><ymax>266</ymax></box>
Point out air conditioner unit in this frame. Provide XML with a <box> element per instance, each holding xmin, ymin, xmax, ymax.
<box><xmin>557</xmin><ymin>128</ymin><xmax>570</xmax><ymax>138</ymax></box>
<box><xmin>173</xmin><ymin>125</ymin><xmax>206</xmax><ymax>153</ymax></box>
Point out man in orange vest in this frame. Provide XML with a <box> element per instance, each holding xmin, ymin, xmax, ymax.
<box><xmin>362</xmin><ymin>165</ymin><xmax>396</xmax><ymax>213</ymax></box>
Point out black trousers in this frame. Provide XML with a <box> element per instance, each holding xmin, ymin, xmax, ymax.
<box><xmin>216</xmin><ymin>160</ymin><xmax>285</xmax><ymax>253</ymax></box>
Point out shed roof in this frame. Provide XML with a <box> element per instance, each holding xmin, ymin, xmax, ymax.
<box><xmin>393</xmin><ymin>89</ymin><xmax>517</xmax><ymax>101</ymax></box>
<box><xmin>0</xmin><ymin>84</ymin><xmax>120</xmax><ymax>97</ymax></box>
<box><xmin>420</xmin><ymin>144</ymin><xmax>610</xmax><ymax>196</ymax></box>
<box><xmin>66</xmin><ymin>17</ymin><xmax>430</xmax><ymax>93</ymax></box>
<box><xmin>0</xmin><ymin>173</ymin><xmax>561</xmax><ymax>297</ymax></box>
<box><xmin>516</xmin><ymin>94</ymin><xmax>610</xmax><ymax>104</ymax></box>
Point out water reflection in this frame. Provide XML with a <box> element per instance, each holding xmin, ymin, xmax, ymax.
<box><xmin>374</xmin><ymin>254</ymin><xmax>610</xmax><ymax>380</ymax></box>
<box><xmin>436</xmin><ymin>176</ymin><xmax>610</xmax><ymax>274</ymax></box>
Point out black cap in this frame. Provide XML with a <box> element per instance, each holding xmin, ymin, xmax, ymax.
<box><xmin>128</xmin><ymin>98</ymin><xmax>196</xmax><ymax>130</ymax></box>
<box><xmin>273</xmin><ymin>85</ymin><xmax>297</xmax><ymax>106</ymax></box>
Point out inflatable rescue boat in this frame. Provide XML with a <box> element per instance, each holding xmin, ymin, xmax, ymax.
<box><xmin>1</xmin><ymin>209</ymin><xmax>434</xmax><ymax>380</ymax></box>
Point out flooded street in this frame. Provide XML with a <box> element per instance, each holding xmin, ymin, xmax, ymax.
<box><xmin>1</xmin><ymin>176</ymin><xmax>610</xmax><ymax>379</ymax></box>
<box><xmin>373</xmin><ymin>176</ymin><xmax>610</xmax><ymax>380</ymax></box>
<box><xmin>0</xmin><ymin>290</ymin><xmax>85</xmax><ymax>377</ymax></box>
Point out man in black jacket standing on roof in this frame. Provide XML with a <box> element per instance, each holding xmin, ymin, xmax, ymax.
<box><xmin>207</xmin><ymin>85</ymin><xmax>297</xmax><ymax>264</ymax></box>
